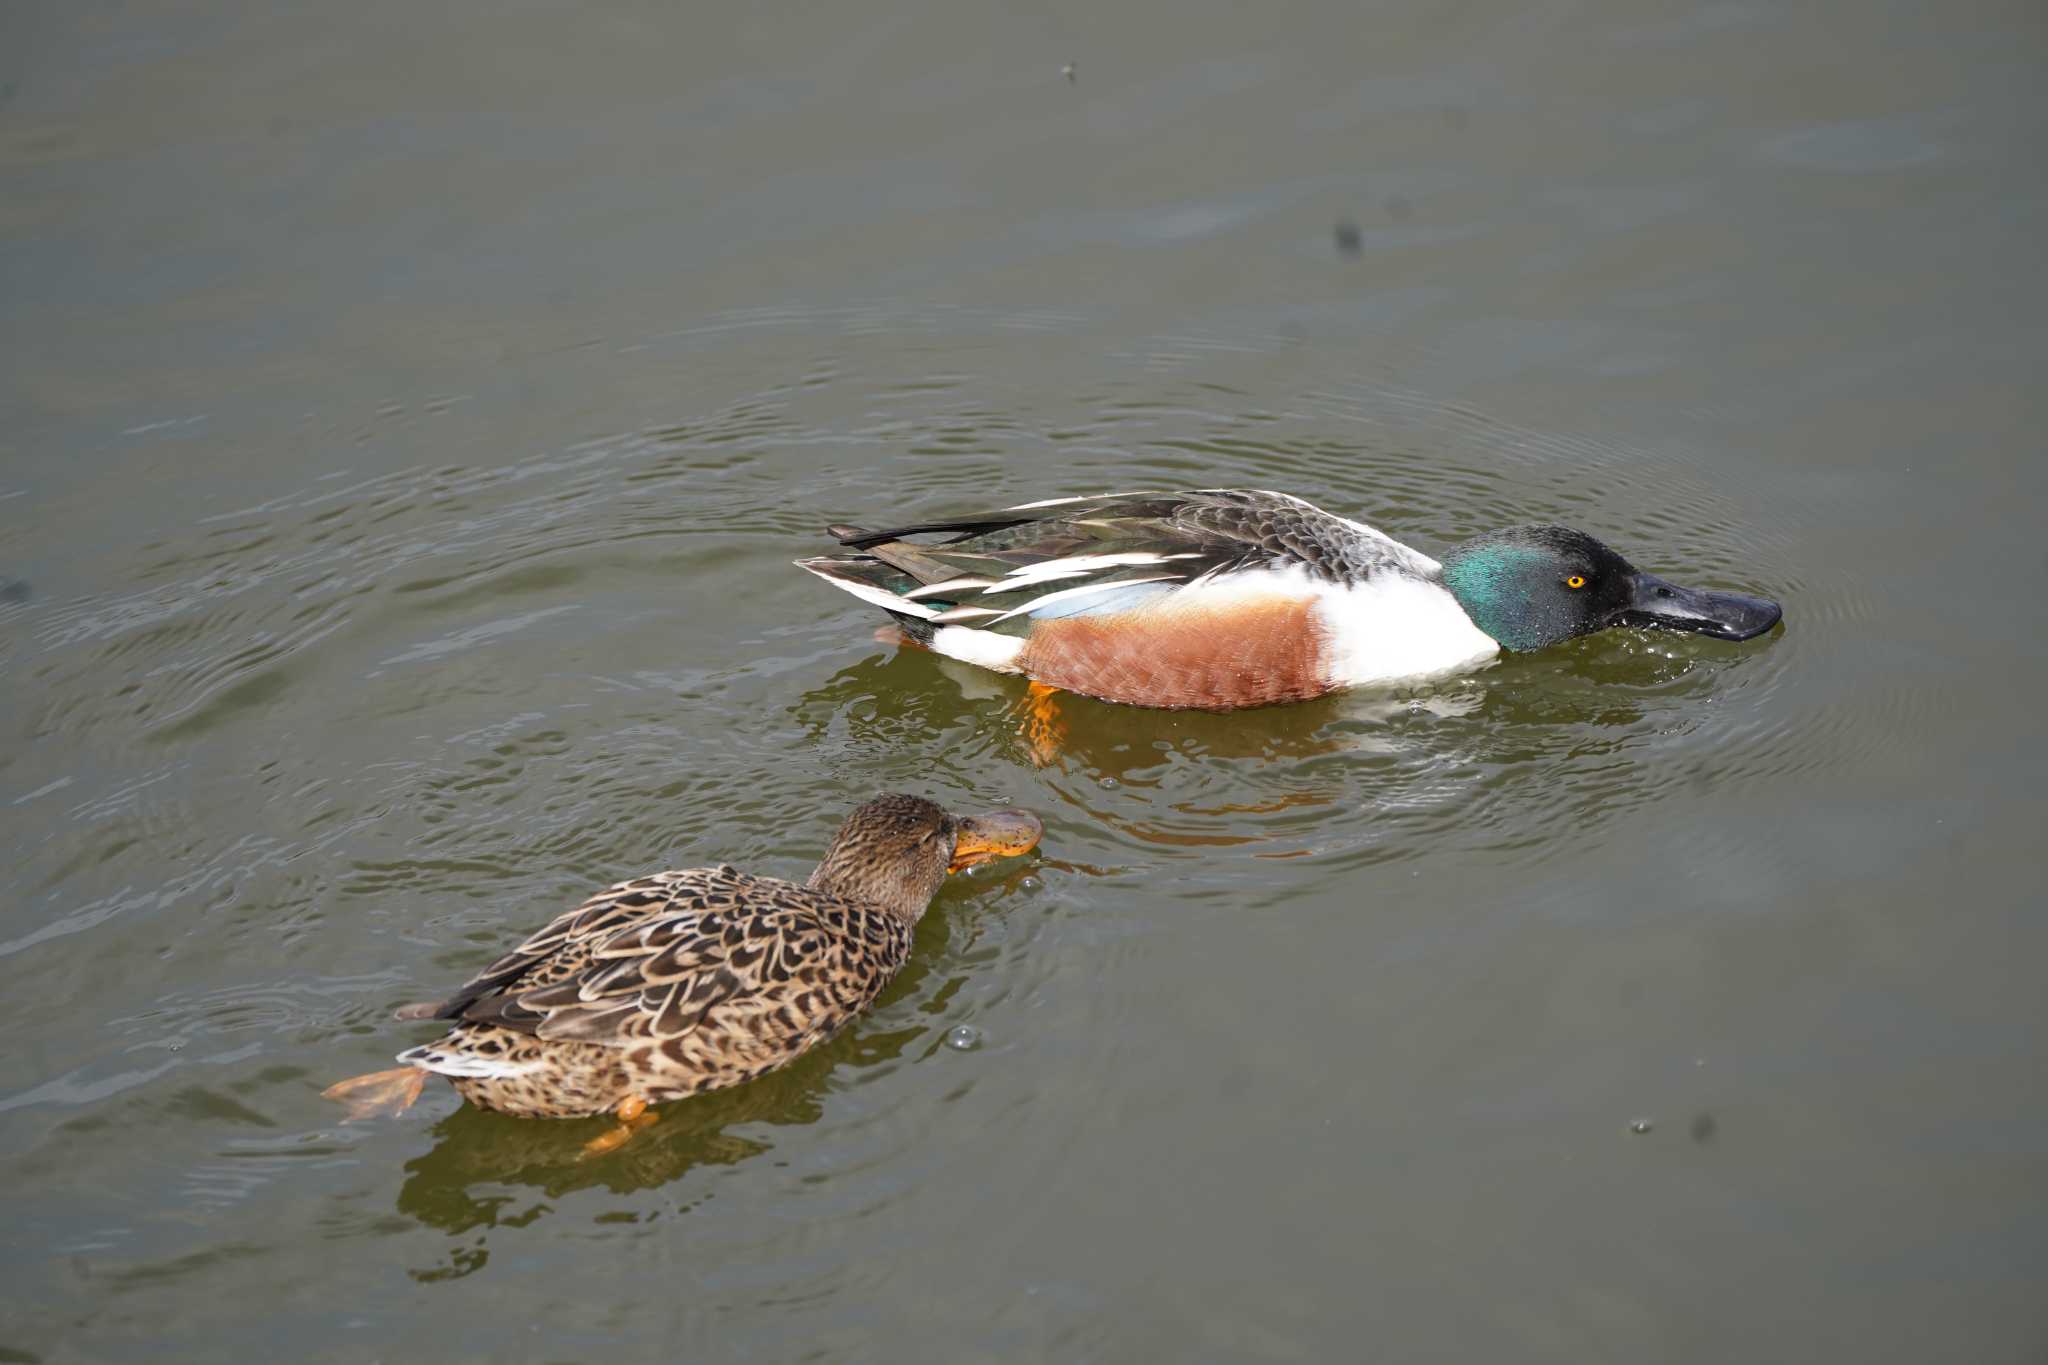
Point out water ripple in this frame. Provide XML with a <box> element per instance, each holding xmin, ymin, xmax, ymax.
<box><xmin>1</xmin><ymin>319</ymin><xmax>1839</xmax><ymax>1296</ymax></box>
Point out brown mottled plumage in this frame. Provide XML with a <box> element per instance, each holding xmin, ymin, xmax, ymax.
<box><xmin>322</xmin><ymin>796</ymin><xmax>1040</xmax><ymax>1140</ymax></box>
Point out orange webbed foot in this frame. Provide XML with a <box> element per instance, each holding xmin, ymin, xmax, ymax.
<box><xmin>321</xmin><ymin>1067</ymin><xmax>428</xmax><ymax>1120</ymax></box>
<box><xmin>580</xmin><ymin>1095</ymin><xmax>659</xmax><ymax>1159</ymax></box>
<box><xmin>1018</xmin><ymin>680</ymin><xmax>1066</xmax><ymax>768</ymax></box>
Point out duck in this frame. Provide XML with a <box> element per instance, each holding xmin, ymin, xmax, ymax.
<box><xmin>322</xmin><ymin>795</ymin><xmax>1043</xmax><ymax>1154</ymax></box>
<box><xmin>796</xmin><ymin>488</ymin><xmax>1782</xmax><ymax>713</ymax></box>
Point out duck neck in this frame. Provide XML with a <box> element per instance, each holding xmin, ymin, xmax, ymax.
<box><xmin>806</xmin><ymin>849</ymin><xmax>933</xmax><ymax>921</ymax></box>
<box><xmin>1438</xmin><ymin>540</ymin><xmax>1550</xmax><ymax>651</ymax></box>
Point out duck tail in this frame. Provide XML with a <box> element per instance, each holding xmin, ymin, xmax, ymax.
<box><xmin>794</xmin><ymin>551</ymin><xmax>940</xmax><ymax>644</ymax></box>
<box><xmin>826</xmin><ymin>515</ymin><xmax>1038</xmax><ymax>550</ymax></box>
<box><xmin>396</xmin><ymin>1036</ymin><xmax>548</xmax><ymax>1081</ymax></box>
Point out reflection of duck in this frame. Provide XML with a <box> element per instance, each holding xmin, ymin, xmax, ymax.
<box><xmin>795</xmin><ymin>646</ymin><xmax>1359</xmax><ymax>772</ymax></box>
<box><xmin>798</xmin><ymin>489</ymin><xmax>1782</xmax><ymax>718</ymax></box>
<box><xmin>794</xmin><ymin>643</ymin><xmax>1490</xmax><ymax>795</ymax></box>
<box><xmin>325</xmin><ymin>795</ymin><xmax>1040</xmax><ymax>1154</ymax></box>
<box><xmin>393</xmin><ymin>1039</ymin><xmax>855</xmax><ymax>1240</ymax></box>
<box><xmin>390</xmin><ymin>1047</ymin><xmax>871</xmax><ymax>1281</ymax></box>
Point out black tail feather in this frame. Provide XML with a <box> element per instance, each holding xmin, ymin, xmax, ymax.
<box><xmin>890</xmin><ymin>612</ymin><xmax>936</xmax><ymax>645</ymax></box>
<box><xmin>828</xmin><ymin>516</ymin><xmax>1040</xmax><ymax>550</ymax></box>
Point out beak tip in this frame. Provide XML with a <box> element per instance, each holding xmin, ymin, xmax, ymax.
<box><xmin>999</xmin><ymin>809</ymin><xmax>1045</xmax><ymax>852</ymax></box>
<box><xmin>1715</xmin><ymin>594</ymin><xmax>1783</xmax><ymax>641</ymax></box>
<box><xmin>1626</xmin><ymin>575</ymin><xmax>1784</xmax><ymax>643</ymax></box>
<box><xmin>949</xmin><ymin>808</ymin><xmax>1044</xmax><ymax>869</ymax></box>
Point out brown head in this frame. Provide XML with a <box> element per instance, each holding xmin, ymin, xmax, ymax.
<box><xmin>805</xmin><ymin>794</ymin><xmax>1043</xmax><ymax>918</ymax></box>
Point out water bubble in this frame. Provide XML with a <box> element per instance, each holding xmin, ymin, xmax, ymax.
<box><xmin>1628</xmin><ymin>1117</ymin><xmax>1654</xmax><ymax>1134</ymax></box>
<box><xmin>1098</xmin><ymin>777</ymin><xmax>1119</xmax><ymax>790</ymax></box>
<box><xmin>1020</xmin><ymin>876</ymin><xmax>1041</xmax><ymax>892</ymax></box>
<box><xmin>945</xmin><ymin>1025</ymin><xmax>983</xmax><ymax>1052</ymax></box>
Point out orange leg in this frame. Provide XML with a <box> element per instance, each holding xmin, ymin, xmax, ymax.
<box><xmin>321</xmin><ymin>1066</ymin><xmax>428</xmax><ymax>1120</ymax></box>
<box><xmin>580</xmin><ymin>1094</ymin><xmax>659</xmax><ymax>1159</ymax></box>
<box><xmin>1018</xmin><ymin>680</ymin><xmax>1066</xmax><ymax>767</ymax></box>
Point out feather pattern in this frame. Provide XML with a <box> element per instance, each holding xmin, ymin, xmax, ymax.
<box><xmin>796</xmin><ymin>490</ymin><xmax>1441</xmax><ymax>641</ymax></box>
<box><xmin>795</xmin><ymin>488</ymin><xmax>1497</xmax><ymax>708</ymax></box>
<box><xmin>392</xmin><ymin>864</ymin><xmax>916</xmax><ymax>1117</ymax></box>
<box><xmin>795</xmin><ymin>487</ymin><xmax>1779</xmax><ymax>711</ymax></box>
<box><xmin>328</xmin><ymin>795</ymin><xmax>1040</xmax><ymax>1126</ymax></box>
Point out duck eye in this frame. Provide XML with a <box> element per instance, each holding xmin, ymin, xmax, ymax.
<box><xmin>1565</xmin><ymin>575</ymin><xmax>1586</xmax><ymax>590</ymax></box>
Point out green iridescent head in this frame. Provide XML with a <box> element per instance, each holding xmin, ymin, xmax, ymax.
<box><xmin>1439</xmin><ymin>526</ymin><xmax>1782</xmax><ymax>652</ymax></box>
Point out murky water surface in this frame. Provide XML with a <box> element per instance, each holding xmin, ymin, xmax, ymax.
<box><xmin>4</xmin><ymin>2</ymin><xmax>2045</xmax><ymax>1360</ymax></box>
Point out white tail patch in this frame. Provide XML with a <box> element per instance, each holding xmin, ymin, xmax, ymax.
<box><xmin>930</xmin><ymin>625</ymin><xmax>1026</xmax><ymax>671</ymax></box>
<box><xmin>397</xmin><ymin>1043</ymin><xmax>546</xmax><ymax>1080</ymax></box>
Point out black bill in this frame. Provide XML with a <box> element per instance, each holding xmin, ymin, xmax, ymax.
<box><xmin>1618</xmin><ymin>572</ymin><xmax>1783</xmax><ymax>642</ymax></box>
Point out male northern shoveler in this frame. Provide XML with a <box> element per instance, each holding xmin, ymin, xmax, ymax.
<box><xmin>323</xmin><ymin>795</ymin><xmax>1042</xmax><ymax>1155</ymax></box>
<box><xmin>796</xmin><ymin>489</ymin><xmax>1782</xmax><ymax>713</ymax></box>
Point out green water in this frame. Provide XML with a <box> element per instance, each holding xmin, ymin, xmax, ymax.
<box><xmin>4</xmin><ymin>1</ymin><xmax>2044</xmax><ymax>1360</ymax></box>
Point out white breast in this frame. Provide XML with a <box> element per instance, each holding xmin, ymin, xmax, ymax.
<box><xmin>1312</xmin><ymin>575</ymin><xmax>1499</xmax><ymax>685</ymax></box>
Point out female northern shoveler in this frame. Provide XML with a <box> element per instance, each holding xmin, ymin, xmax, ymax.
<box><xmin>323</xmin><ymin>795</ymin><xmax>1042</xmax><ymax>1154</ymax></box>
<box><xmin>796</xmin><ymin>489</ymin><xmax>1782</xmax><ymax>712</ymax></box>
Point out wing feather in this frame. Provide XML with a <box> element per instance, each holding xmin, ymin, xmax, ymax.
<box><xmin>407</xmin><ymin>865</ymin><xmax>897</xmax><ymax>1050</ymax></box>
<box><xmin>799</xmin><ymin>489</ymin><xmax>1439</xmax><ymax>634</ymax></box>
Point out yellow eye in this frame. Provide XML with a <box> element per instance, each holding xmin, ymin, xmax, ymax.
<box><xmin>1566</xmin><ymin>575</ymin><xmax>1586</xmax><ymax>589</ymax></box>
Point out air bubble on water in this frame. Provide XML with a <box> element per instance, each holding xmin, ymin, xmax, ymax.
<box><xmin>1628</xmin><ymin>1117</ymin><xmax>1654</xmax><ymax>1134</ymax></box>
<box><xmin>1020</xmin><ymin>876</ymin><xmax>1041</xmax><ymax>892</ymax></box>
<box><xmin>1099</xmin><ymin>777</ymin><xmax>1119</xmax><ymax>790</ymax></box>
<box><xmin>945</xmin><ymin>1025</ymin><xmax>983</xmax><ymax>1051</ymax></box>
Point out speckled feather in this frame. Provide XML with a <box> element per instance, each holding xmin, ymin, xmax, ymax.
<box><xmin>396</xmin><ymin>865</ymin><xmax>914</xmax><ymax>1118</ymax></box>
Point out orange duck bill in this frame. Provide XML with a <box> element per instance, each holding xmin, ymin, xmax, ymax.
<box><xmin>948</xmin><ymin>809</ymin><xmax>1044</xmax><ymax>871</ymax></box>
